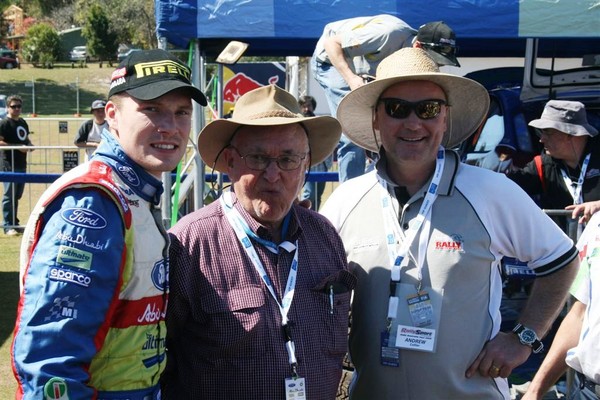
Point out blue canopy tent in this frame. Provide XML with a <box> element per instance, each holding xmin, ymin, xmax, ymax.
<box><xmin>155</xmin><ymin>0</ymin><xmax>600</xmax><ymax>58</ymax></box>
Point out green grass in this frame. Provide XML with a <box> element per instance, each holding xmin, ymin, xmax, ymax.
<box><xmin>0</xmin><ymin>234</ymin><xmax>20</xmax><ymax>396</ymax></box>
<box><xmin>0</xmin><ymin>63</ymin><xmax>113</xmax><ymax>115</ymax></box>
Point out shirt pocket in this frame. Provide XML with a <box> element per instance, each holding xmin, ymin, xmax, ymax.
<box><xmin>311</xmin><ymin>270</ymin><xmax>356</xmax><ymax>356</ymax></box>
<box><xmin>199</xmin><ymin>284</ymin><xmax>267</xmax><ymax>358</ymax></box>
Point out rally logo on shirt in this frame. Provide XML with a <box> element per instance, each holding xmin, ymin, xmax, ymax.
<box><xmin>434</xmin><ymin>234</ymin><xmax>464</xmax><ymax>252</ymax></box>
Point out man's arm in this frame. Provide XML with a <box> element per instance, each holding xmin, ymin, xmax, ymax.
<box><xmin>323</xmin><ymin>35</ymin><xmax>365</xmax><ymax>91</ymax></box>
<box><xmin>12</xmin><ymin>189</ymin><xmax>125</xmax><ymax>398</ymax></box>
<box><xmin>466</xmin><ymin>257</ymin><xmax>578</xmax><ymax>379</ymax></box>
<box><xmin>74</xmin><ymin>120</ymin><xmax>91</xmax><ymax>147</ymax></box>
<box><xmin>521</xmin><ymin>299</ymin><xmax>585</xmax><ymax>400</ymax></box>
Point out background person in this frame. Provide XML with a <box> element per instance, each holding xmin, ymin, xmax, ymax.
<box><xmin>74</xmin><ymin>99</ymin><xmax>108</xmax><ymax>161</ymax></box>
<box><xmin>162</xmin><ymin>84</ymin><xmax>355</xmax><ymax>399</ymax></box>
<box><xmin>0</xmin><ymin>94</ymin><xmax>33</xmax><ymax>236</ymax></box>
<box><xmin>321</xmin><ymin>48</ymin><xmax>579</xmax><ymax>399</ymax></box>
<box><xmin>298</xmin><ymin>95</ymin><xmax>331</xmax><ymax>210</ymax></box>
<box><xmin>508</xmin><ymin>100</ymin><xmax>600</xmax><ymax>230</ymax></box>
<box><xmin>312</xmin><ymin>15</ymin><xmax>460</xmax><ymax>183</ymax></box>
<box><xmin>12</xmin><ymin>49</ymin><xmax>206</xmax><ymax>400</ymax></box>
<box><xmin>523</xmin><ymin>211</ymin><xmax>600</xmax><ymax>400</ymax></box>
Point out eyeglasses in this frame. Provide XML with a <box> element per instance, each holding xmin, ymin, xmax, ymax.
<box><xmin>230</xmin><ymin>146</ymin><xmax>307</xmax><ymax>171</ymax></box>
<box><xmin>420</xmin><ymin>42</ymin><xmax>458</xmax><ymax>57</ymax></box>
<box><xmin>9</xmin><ymin>104</ymin><xmax>22</xmax><ymax>109</ymax></box>
<box><xmin>378</xmin><ymin>98</ymin><xmax>447</xmax><ymax>120</ymax></box>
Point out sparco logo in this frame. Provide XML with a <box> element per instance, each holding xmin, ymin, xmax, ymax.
<box><xmin>49</xmin><ymin>267</ymin><xmax>92</xmax><ymax>287</ymax></box>
<box><xmin>61</xmin><ymin>208</ymin><xmax>107</xmax><ymax>229</ymax></box>
<box><xmin>137</xmin><ymin>303</ymin><xmax>165</xmax><ymax>323</ymax></box>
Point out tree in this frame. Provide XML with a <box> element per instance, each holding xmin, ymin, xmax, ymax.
<box><xmin>74</xmin><ymin>0</ymin><xmax>156</xmax><ymax>50</ymax></box>
<box><xmin>21</xmin><ymin>22</ymin><xmax>61</xmax><ymax>68</ymax></box>
<box><xmin>81</xmin><ymin>4</ymin><xmax>117</xmax><ymax>65</ymax></box>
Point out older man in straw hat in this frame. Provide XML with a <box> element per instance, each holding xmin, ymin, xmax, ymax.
<box><xmin>321</xmin><ymin>48</ymin><xmax>579</xmax><ymax>399</ymax></box>
<box><xmin>508</xmin><ymin>100</ymin><xmax>600</xmax><ymax>230</ymax></box>
<box><xmin>162</xmin><ymin>84</ymin><xmax>356</xmax><ymax>399</ymax></box>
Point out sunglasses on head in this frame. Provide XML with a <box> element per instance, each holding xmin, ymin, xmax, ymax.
<box><xmin>9</xmin><ymin>104</ymin><xmax>22</xmax><ymax>109</ymax></box>
<box><xmin>421</xmin><ymin>42</ymin><xmax>458</xmax><ymax>57</ymax></box>
<box><xmin>378</xmin><ymin>98</ymin><xmax>447</xmax><ymax>120</ymax></box>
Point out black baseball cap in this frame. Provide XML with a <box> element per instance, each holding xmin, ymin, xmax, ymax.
<box><xmin>108</xmin><ymin>49</ymin><xmax>207</xmax><ymax>105</ymax></box>
<box><xmin>416</xmin><ymin>21</ymin><xmax>460</xmax><ymax>67</ymax></box>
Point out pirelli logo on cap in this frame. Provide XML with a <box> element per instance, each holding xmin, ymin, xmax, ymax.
<box><xmin>134</xmin><ymin>60</ymin><xmax>191</xmax><ymax>81</ymax></box>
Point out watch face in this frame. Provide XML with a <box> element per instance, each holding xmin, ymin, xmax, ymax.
<box><xmin>520</xmin><ymin>329</ymin><xmax>536</xmax><ymax>344</ymax></box>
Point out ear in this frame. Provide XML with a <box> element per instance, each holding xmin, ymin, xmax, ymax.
<box><xmin>105</xmin><ymin>100</ymin><xmax>118</xmax><ymax>131</ymax></box>
<box><xmin>372</xmin><ymin>106</ymin><xmax>380</xmax><ymax>131</ymax></box>
<box><xmin>223</xmin><ymin>147</ymin><xmax>235</xmax><ymax>171</ymax></box>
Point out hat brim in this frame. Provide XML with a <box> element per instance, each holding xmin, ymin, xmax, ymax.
<box><xmin>198</xmin><ymin>116</ymin><xmax>341</xmax><ymax>172</ymax></box>
<box><xmin>529</xmin><ymin>119</ymin><xmax>599</xmax><ymax>137</ymax></box>
<box><xmin>126</xmin><ymin>80</ymin><xmax>207</xmax><ymax>106</ymax></box>
<box><xmin>424</xmin><ymin>48</ymin><xmax>460</xmax><ymax>67</ymax></box>
<box><xmin>337</xmin><ymin>72</ymin><xmax>489</xmax><ymax>152</ymax></box>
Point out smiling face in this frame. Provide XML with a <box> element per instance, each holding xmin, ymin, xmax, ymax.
<box><xmin>224</xmin><ymin>124</ymin><xmax>310</xmax><ymax>231</ymax></box>
<box><xmin>374</xmin><ymin>80</ymin><xmax>448</xmax><ymax>170</ymax></box>
<box><xmin>105</xmin><ymin>89</ymin><xmax>193</xmax><ymax>178</ymax></box>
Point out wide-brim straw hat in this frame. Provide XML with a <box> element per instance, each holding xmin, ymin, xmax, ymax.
<box><xmin>529</xmin><ymin>100</ymin><xmax>598</xmax><ymax>137</ymax></box>
<box><xmin>337</xmin><ymin>47</ymin><xmax>490</xmax><ymax>152</ymax></box>
<box><xmin>198</xmin><ymin>84</ymin><xmax>342</xmax><ymax>172</ymax></box>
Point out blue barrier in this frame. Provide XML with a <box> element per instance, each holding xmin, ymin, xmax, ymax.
<box><xmin>0</xmin><ymin>171</ymin><xmax>340</xmax><ymax>184</ymax></box>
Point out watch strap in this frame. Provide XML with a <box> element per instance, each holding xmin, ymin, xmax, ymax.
<box><xmin>513</xmin><ymin>323</ymin><xmax>544</xmax><ymax>354</ymax></box>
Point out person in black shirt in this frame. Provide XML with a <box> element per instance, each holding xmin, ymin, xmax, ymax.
<box><xmin>0</xmin><ymin>95</ymin><xmax>33</xmax><ymax>235</ymax></box>
<box><xmin>508</xmin><ymin>100</ymin><xmax>600</xmax><ymax>232</ymax></box>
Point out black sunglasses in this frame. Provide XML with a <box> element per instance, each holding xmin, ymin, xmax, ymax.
<box><xmin>9</xmin><ymin>104</ymin><xmax>22</xmax><ymax>109</ymax></box>
<box><xmin>421</xmin><ymin>42</ymin><xmax>458</xmax><ymax>57</ymax></box>
<box><xmin>378</xmin><ymin>98</ymin><xmax>447</xmax><ymax>120</ymax></box>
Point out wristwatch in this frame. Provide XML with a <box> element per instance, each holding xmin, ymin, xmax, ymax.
<box><xmin>513</xmin><ymin>323</ymin><xmax>544</xmax><ymax>354</ymax></box>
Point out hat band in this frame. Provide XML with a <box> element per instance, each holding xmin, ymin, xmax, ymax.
<box><xmin>248</xmin><ymin>110</ymin><xmax>302</xmax><ymax>120</ymax></box>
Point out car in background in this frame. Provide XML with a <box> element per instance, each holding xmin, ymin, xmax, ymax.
<box><xmin>117</xmin><ymin>48</ymin><xmax>142</xmax><ymax>62</ymax></box>
<box><xmin>459</xmin><ymin>39</ymin><xmax>600</xmax><ymax>172</ymax></box>
<box><xmin>0</xmin><ymin>95</ymin><xmax>7</xmax><ymax>119</ymax></box>
<box><xmin>0</xmin><ymin>51</ymin><xmax>19</xmax><ymax>69</ymax></box>
<box><xmin>70</xmin><ymin>46</ymin><xmax>89</xmax><ymax>62</ymax></box>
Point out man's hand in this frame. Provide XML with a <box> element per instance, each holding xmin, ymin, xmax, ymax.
<box><xmin>566</xmin><ymin>200</ymin><xmax>600</xmax><ymax>224</ymax></box>
<box><xmin>465</xmin><ymin>331</ymin><xmax>532</xmax><ymax>379</ymax></box>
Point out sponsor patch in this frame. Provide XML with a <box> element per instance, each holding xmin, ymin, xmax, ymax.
<box><xmin>44</xmin><ymin>377</ymin><xmax>69</xmax><ymax>400</ymax></box>
<box><xmin>44</xmin><ymin>296</ymin><xmax>79</xmax><ymax>322</ymax></box>
<box><xmin>49</xmin><ymin>267</ymin><xmax>92</xmax><ymax>287</ymax></box>
<box><xmin>56</xmin><ymin>245</ymin><xmax>93</xmax><ymax>270</ymax></box>
<box><xmin>434</xmin><ymin>234</ymin><xmax>464</xmax><ymax>252</ymax></box>
<box><xmin>60</xmin><ymin>208</ymin><xmax>107</xmax><ymax>230</ymax></box>
<box><xmin>56</xmin><ymin>231</ymin><xmax>106</xmax><ymax>251</ymax></box>
<box><xmin>117</xmin><ymin>165</ymin><xmax>140</xmax><ymax>186</ymax></box>
<box><xmin>151</xmin><ymin>260</ymin><xmax>169</xmax><ymax>291</ymax></box>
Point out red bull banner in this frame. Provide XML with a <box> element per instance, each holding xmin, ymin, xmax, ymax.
<box><xmin>221</xmin><ymin>62</ymin><xmax>286</xmax><ymax>115</ymax></box>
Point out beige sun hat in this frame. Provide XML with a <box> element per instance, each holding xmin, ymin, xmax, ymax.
<box><xmin>198</xmin><ymin>84</ymin><xmax>342</xmax><ymax>172</ymax></box>
<box><xmin>336</xmin><ymin>47</ymin><xmax>490</xmax><ymax>152</ymax></box>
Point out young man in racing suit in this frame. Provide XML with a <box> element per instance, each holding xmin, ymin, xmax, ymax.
<box><xmin>11</xmin><ymin>49</ymin><xmax>206</xmax><ymax>400</ymax></box>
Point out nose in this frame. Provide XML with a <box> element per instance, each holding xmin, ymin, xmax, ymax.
<box><xmin>157</xmin><ymin>113</ymin><xmax>177</xmax><ymax>136</ymax></box>
<box><xmin>261</xmin><ymin>159</ymin><xmax>282</xmax><ymax>182</ymax></box>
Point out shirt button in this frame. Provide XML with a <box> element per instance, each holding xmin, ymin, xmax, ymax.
<box><xmin>403</xmin><ymin>223</ymin><xmax>409</xmax><ymax>230</ymax></box>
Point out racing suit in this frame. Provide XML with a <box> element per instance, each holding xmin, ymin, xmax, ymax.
<box><xmin>12</xmin><ymin>131</ymin><xmax>169</xmax><ymax>400</ymax></box>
